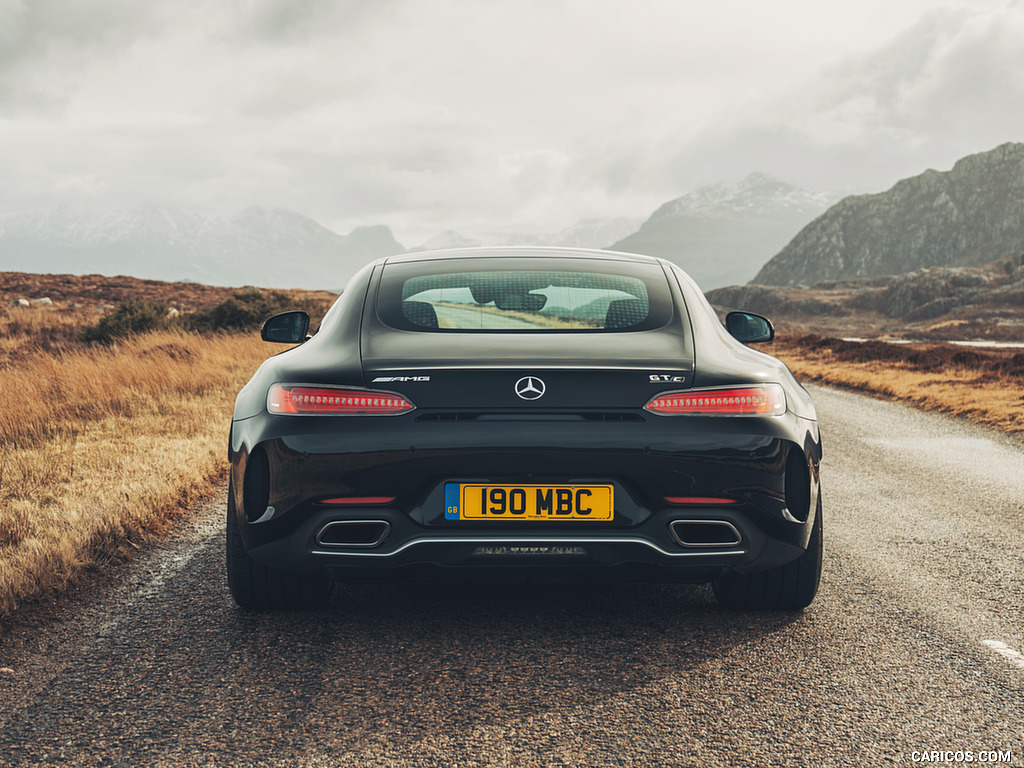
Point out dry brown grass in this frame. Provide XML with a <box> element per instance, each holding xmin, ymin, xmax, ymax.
<box><xmin>0</xmin><ymin>327</ymin><xmax>271</xmax><ymax>619</ymax></box>
<box><xmin>0</xmin><ymin>270</ymin><xmax>283</xmax><ymax>309</ymax></box>
<box><xmin>770</xmin><ymin>335</ymin><xmax>1024</xmax><ymax>437</ymax></box>
<box><xmin>0</xmin><ymin>273</ymin><xmax>336</xmax><ymax>623</ymax></box>
<box><xmin>0</xmin><ymin>304</ymin><xmax>105</xmax><ymax>364</ymax></box>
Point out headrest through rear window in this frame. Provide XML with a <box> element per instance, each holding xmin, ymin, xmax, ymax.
<box><xmin>604</xmin><ymin>298</ymin><xmax>647</xmax><ymax>329</ymax></box>
<box><xmin>402</xmin><ymin>300</ymin><xmax>439</xmax><ymax>328</ymax></box>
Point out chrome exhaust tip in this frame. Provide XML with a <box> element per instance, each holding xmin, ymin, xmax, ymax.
<box><xmin>316</xmin><ymin>520</ymin><xmax>391</xmax><ymax>548</ymax></box>
<box><xmin>669</xmin><ymin>520</ymin><xmax>742</xmax><ymax>548</ymax></box>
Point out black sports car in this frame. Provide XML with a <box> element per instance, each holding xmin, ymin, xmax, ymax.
<box><xmin>227</xmin><ymin>247</ymin><xmax>822</xmax><ymax>611</ymax></box>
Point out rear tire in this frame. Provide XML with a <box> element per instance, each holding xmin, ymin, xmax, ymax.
<box><xmin>712</xmin><ymin>500</ymin><xmax>822</xmax><ymax>611</ymax></box>
<box><xmin>226</xmin><ymin>484</ymin><xmax>332</xmax><ymax>610</ymax></box>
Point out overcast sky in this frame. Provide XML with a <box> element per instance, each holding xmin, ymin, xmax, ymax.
<box><xmin>1</xmin><ymin>0</ymin><xmax>1023</xmax><ymax>245</ymax></box>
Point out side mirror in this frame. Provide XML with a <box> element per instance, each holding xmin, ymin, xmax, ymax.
<box><xmin>261</xmin><ymin>311</ymin><xmax>311</xmax><ymax>344</ymax></box>
<box><xmin>725</xmin><ymin>311</ymin><xmax>774</xmax><ymax>344</ymax></box>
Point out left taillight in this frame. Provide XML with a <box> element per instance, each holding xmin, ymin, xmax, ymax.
<box><xmin>644</xmin><ymin>384</ymin><xmax>786</xmax><ymax>417</ymax></box>
<box><xmin>267</xmin><ymin>384</ymin><xmax>416</xmax><ymax>416</ymax></box>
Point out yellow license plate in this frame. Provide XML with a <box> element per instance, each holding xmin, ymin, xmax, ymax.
<box><xmin>445</xmin><ymin>484</ymin><xmax>614</xmax><ymax>521</ymax></box>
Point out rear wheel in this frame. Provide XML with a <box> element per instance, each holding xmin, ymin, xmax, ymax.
<box><xmin>226</xmin><ymin>484</ymin><xmax>333</xmax><ymax>610</ymax></box>
<box><xmin>712</xmin><ymin>500</ymin><xmax>822</xmax><ymax>611</ymax></box>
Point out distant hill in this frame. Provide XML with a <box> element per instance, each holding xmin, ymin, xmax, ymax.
<box><xmin>708</xmin><ymin>252</ymin><xmax>1024</xmax><ymax>343</ymax></box>
<box><xmin>0</xmin><ymin>270</ymin><xmax>338</xmax><ymax>322</ymax></box>
<box><xmin>411</xmin><ymin>217</ymin><xmax>643</xmax><ymax>253</ymax></box>
<box><xmin>753</xmin><ymin>143</ymin><xmax>1024</xmax><ymax>287</ymax></box>
<box><xmin>0</xmin><ymin>205</ymin><xmax>405</xmax><ymax>290</ymax></box>
<box><xmin>608</xmin><ymin>173</ymin><xmax>840</xmax><ymax>290</ymax></box>
<box><xmin>1</xmin><ymin>270</ymin><xmax>247</xmax><ymax>310</ymax></box>
<box><xmin>552</xmin><ymin>218</ymin><xmax>645</xmax><ymax>249</ymax></box>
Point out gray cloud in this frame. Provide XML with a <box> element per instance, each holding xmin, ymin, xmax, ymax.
<box><xmin>0</xmin><ymin>0</ymin><xmax>154</xmax><ymax>62</ymax></box>
<box><xmin>231</xmin><ymin>0</ymin><xmax>402</xmax><ymax>44</ymax></box>
<box><xmin>1</xmin><ymin>0</ymin><xmax>1021</xmax><ymax>245</ymax></box>
<box><xmin>645</xmin><ymin>5</ymin><xmax>1024</xmax><ymax>194</ymax></box>
<box><xmin>0</xmin><ymin>0</ymin><xmax>159</xmax><ymax>112</ymax></box>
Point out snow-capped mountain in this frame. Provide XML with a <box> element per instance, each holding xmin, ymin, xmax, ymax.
<box><xmin>0</xmin><ymin>205</ymin><xmax>406</xmax><ymax>290</ymax></box>
<box><xmin>411</xmin><ymin>217</ymin><xmax>644</xmax><ymax>253</ymax></box>
<box><xmin>657</xmin><ymin>172</ymin><xmax>837</xmax><ymax>218</ymax></box>
<box><xmin>609</xmin><ymin>174</ymin><xmax>842</xmax><ymax>290</ymax></box>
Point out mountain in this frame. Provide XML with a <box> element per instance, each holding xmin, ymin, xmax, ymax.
<box><xmin>411</xmin><ymin>217</ymin><xmax>644</xmax><ymax>253</ymax></box>
<box><xmin>608</xmin><ymin>173</ymin><xmax>840</xmax><ymax>290</ymax></box>
<box><xmin>753</xmin><ymin>143</ymin><xmax>1024</xmax><ymax>287</ymax></box>
<box><xmin>413</xmin><ymin>230</ymin><xmax>487</xmax><ymax>251</ymax></box>
<box><xmin>707</xmin><ymin>252</ymin><xmax>1024</xmax><ymax>343</ymax></box>
<box><xmin>0</xmin><ymin>205</ymin><xmax>406</xmax><ymax>290</ymax></box>
<box><xmin>550</xmin><ymin>217</ymin><xmax>645</xmax><ymax>249</ymax></box>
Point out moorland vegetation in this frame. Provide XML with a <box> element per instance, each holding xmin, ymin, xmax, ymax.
<box><xmin>767</xmin><ymin>334</ymin><xmax>1024</xmax><ymax>436</ymax></box>
<box><xmin>0</xmin><ymin>273</ymin><xmax>332</xmax><ymax>621</ymax></box>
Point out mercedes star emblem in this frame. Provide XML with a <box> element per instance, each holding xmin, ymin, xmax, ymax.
<box><xmin>514</xmin><ymin>376</ymin><xmax>546</xmax><ymax>400</ymax></box>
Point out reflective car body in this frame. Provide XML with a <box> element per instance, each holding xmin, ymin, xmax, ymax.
<box><xmin>227</xmin><ymin>247</ymin><xmax>823</xmax><ymax>610</ymax></box>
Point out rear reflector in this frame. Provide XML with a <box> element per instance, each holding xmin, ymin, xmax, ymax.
<box><xmin>645</xmin><ymin>384</ymin><xmax>785</xmax><ymax>417</ymax></box>
<box><xmin>665</xmin><ymin>497</ymin><xmax>738</xmax><ymax>505</ymax></box>
<box><xmin>268</xmin><ymin>385</ymin><xmax>415</xmax><ymax>415</ymax></box>
<box><xmin>318</xmin><ymin>496</ymin><xmax>396</xmax><ymax>506</ymax></box>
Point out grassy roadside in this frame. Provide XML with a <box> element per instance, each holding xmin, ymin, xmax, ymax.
<box><xmin>0</xmin><ymin>277</ymin><xmax>336</xmax><ymax>624</ymax></box>
<box><xmin>0</xmin><ymin>328</ymin><xmax>272</xmax><ymax>620</ymax></box>
<box><xmin>768</xmin><ymin>335</ymin><xmax>1024</xmax><ymax>438</ymax></box>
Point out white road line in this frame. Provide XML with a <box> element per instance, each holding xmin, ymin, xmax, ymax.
<box><xmin>982</xmin><ymin>640</ymin><xmax>1024</xmax><ymax>671</ymax></box>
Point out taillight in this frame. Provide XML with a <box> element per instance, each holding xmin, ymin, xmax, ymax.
<box><xmin>267</xmin><ymin>384</ymin><xmax>415</xmax><ymax>415</ymax></box>
<box><xmin>645</xmin><ymin>384</ymin><xmax>785</xmax><ymax>417</ymax></box>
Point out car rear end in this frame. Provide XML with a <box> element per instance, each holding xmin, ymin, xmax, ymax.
<box><xmin>229</xmin><ymin>251</ymin><xmax>821</xmax><ymax>601</ymax></box>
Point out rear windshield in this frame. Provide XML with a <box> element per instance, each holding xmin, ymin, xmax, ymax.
<box><xmin>377</xmin><ymin>257</ymin><xmax>674</xmax><ymax>332</ymax></box>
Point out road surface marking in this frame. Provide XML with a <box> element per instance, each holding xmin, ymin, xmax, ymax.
<box><xmin>982</xmin><ymin>640</ymin><xmax>1024</xmax><ymax>671</ymax></box>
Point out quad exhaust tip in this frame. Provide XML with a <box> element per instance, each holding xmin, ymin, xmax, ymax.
<box><xmin>316</xmin><ymin>520</ymin><xmax>391</xmax><ymax>548</ymax></box>
<box><xmin>669</xmin><ymin>520</ymin><xmax>742</xmax><ymax>548</ymax></box>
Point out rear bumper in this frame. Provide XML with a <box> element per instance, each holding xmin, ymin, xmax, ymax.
<box><xmin>245</xmin><ymin>495</ymin><xmax>806</xmax><ymax>585</ymax></box>
<box><xmin>248</xmin><ymin>505</ymin><xmax>805</xmax><ymax>584</ymax></box>
<box><xmin>231</xmin><ymin>410</ymin><xmax>821</xmax><ymax>583</ymax></box>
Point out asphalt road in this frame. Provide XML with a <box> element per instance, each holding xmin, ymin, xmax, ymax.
<box><xmin>1</xmin><ymin>384</ymin><xmax>1023</xmax><ymax>767</ymax></box>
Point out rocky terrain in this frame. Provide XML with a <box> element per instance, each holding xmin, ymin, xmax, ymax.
<box><xmin>610</xmin><ymin>173</ymin><xmax>839</xmax><ymax>290</ymax></box>
<box><xmin>709</xmin><ymin>252</ymin><xmax>1024</xmax><ymax>342</ymax></box>
<box><xmin>1</xmin><ymin>270</ymin><xmax>337</xmax><ymax>317</ymax></box>
<box><xmin>754</xmin><ymin>142</ymin><xmax>1024</xmax><ymax>286</ymax></box>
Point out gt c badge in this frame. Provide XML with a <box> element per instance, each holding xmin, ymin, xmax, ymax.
<box><xmin>515</xmin><ymin>376</ymin><xmax>546</xmax><ymax>400</ymax></box>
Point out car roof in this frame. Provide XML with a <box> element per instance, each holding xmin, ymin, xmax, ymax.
<box><xmin>382</xmin><ymin>246</ymin><xmax>664</xmax><ymax>267</ymax></box>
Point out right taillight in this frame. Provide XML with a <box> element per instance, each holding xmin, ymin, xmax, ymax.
<box><xmin>644</xmin><ymin>384</ymin><xmax>785</xmax><ymax>417</ymax></box>
<box><xmin>267</xmin><ymin>384</ymin><xmax>415</xmax><ymax>416</ymax></box>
